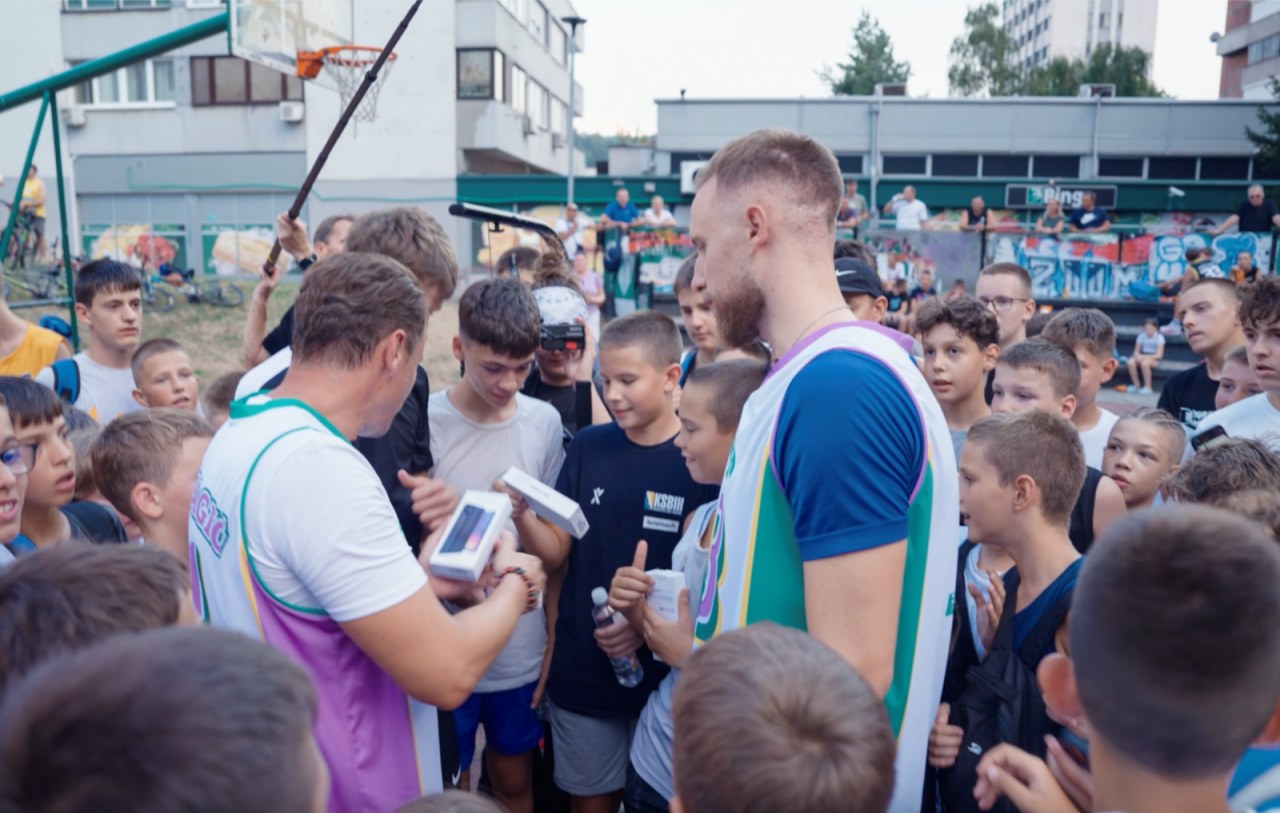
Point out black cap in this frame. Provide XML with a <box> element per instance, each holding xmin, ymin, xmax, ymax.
<box><xmin>835</xmin><ymin>257</ymin><xmax>882</xmax><ymax>297</ymax></box>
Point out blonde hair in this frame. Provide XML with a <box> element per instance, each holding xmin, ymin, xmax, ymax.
<box><xmin>697</xmin><ymin>129</ymin><xmax>843</xmax><ymax>227</ymax></box>
<box><xmin>346</xmin><ymin>207</ymin><xmax>458</xmax><ymax>299</ymax></box>
<box><xmin>966</xmin><ymin>411</ymin><xmax>1086</xmax><ymax>527</ymax></box>
<box><xmin>91</xmin><ymin>410</ymin><xmax>213</xmax><ymax>524</ymax></box>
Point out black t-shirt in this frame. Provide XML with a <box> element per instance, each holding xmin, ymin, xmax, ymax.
<box><xmin>966</xmin><ymin>206</ymin><xmax>988</xmax><ymax>227</ymax></box>
<box><xmin>546</xmin><ymin>423</ymin><xmax>719</xmax><ymax>719</ymax></box>
<box><xmin>1157</xmin><ymin>363</ymin><xmax>1218</xmax><ymax>434</ymax></box>
<box><xmin>262</xmin><ymin>304</ymin><xmax>295</xmax><ymax>356</ymax></box>
<box><xmin>1237</xmin><ymin>199</ymin><xmax>1279</xmax><ymax>233</ymax></box>
<box><xmin>886</xmin><ymin>292</ymin><xmax>907</xmax><ymax>313</ymax></box>
<box><xmin>1068</xmin><ymin>466</ymin><xmax>1103</xmax><ymax>554</ymax></box>
<box><xmin>522</xmin><ymin>368</ymin><xmax>593</xmax><ymax>447</ymax></box>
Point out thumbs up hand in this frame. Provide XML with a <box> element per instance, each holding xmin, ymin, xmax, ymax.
<box><xmin>608</xmin><ymin>540</ymin><xmax>654</xmax><ymax>617</ymax></box>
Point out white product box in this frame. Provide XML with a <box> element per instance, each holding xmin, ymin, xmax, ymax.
<box><xmin>500</xmin><ymin>466</ymin><xmax>590</xmax><ymax>538</ymax></box>
<box><xmin>427</xmin><ymin>490</ymin><xmax>512</xmax><ymax>582</ymax></box>
<box><xmin>646</xmin><ymin>569</ymin><xmax>686</xmax><ymax>623</ymax></box>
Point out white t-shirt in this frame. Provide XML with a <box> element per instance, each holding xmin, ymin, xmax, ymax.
<box><xmin>35</xmin><ymin>351</ymin><xmax>141</xmax><ymax>423</ymax></box>
<box><xmin>643</xmin><ymin>208</ymin><xmax>676</xmax><ymax>227</ymax></box>
<box><xmin>553</xmin><ymin>214</ymin><xmax>593</xmax><ymax>258</ymax></box>
<box><xmin>893</xmin><ymin>199</ymin><xmax>930</xmax><ymax>230</ymax></box>
<box><xmin>428</xmin><ymin>390</ymin><xmax>564</xmax><ymax>692</ymax></box>
<box><xmin>1078</xmin><ymin>408</ymin><xmax>1121</xmax><ymax>470</ymax></box>
<box><xmin>237</xmin><ymin>347</ymin><xmax>293</xmax><ymax>399</ymax></box>
<box><xmin>190</xmin><ymin>394</ymin><xmax>440</xmax><ymax>811</ymax></box>
<box><xmin>1190</xmin><ymin>393</ymin><xmax>1280</xmax><ymax>457</ymax></box>
<box><xmin>1135</xmin><ymin>332</ymin><xmax>1165</xmax><ymax>356</ymax></box>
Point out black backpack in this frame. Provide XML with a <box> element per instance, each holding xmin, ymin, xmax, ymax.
<box><xmin>938</xmin><ymin>568</ymin><xmax>1073</xmax><ymax>813</ymax></box>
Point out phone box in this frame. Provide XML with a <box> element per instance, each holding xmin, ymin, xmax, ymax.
<box><xmin>646</xmin><ymin>569</ymin><xmax>686</xmax><ymax>623</ymax></box>
<box><xmin>427</xmin><ymin>491</ymin><xmax>512</xmax><ymax>582</ymax></box>
<box><xmin>500</xmin><ymin>467</ymin><xmax>590</xmax><ymax>538</ymax></box>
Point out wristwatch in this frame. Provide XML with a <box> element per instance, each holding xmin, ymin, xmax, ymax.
<box><xmin>298</xmin><ymin>253</ymin><xmax>318</xmax><ymax>271</ymax></box>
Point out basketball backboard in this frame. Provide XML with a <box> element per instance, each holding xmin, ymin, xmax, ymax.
<box><xmin>229</xmin><ymin>0</ymin><xmax>353</xmax><ymax>91</ymax></box>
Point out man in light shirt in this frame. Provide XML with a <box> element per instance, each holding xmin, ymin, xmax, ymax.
<box><xmin>642</xmin><ymin>195</ymin><xmax>677</xmax><ymax>227</ymax></box>
<box><xmin>883</xmin><ymin>185</ymin><xmax>929</xmax><ymax>231</ymax></box>
<box><xmin>554</xmin><ymin>202</ymin><xmax>593</xmax><ymax>257</ymax></box>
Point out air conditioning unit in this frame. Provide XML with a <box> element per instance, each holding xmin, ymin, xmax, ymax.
<box><xmin>63</xmin><ymin>105</ymin><xmax>87</xmax><ymax>128</ymax></box>
<box><xmin>521</xmin><ymin>115</ymin><xmax>535</xmax><ymax>136</ymax></box>
<box><xmin>278</xmin><ymin>101</ymin><xmax>305</xmax><ymax>123</ymax></box>
<box><xmin>552</xmin><ymin>133</ymin><xmax>565</xmax><ymax>149</ymax></box>
<box><xmin>680</xmin><ymin>160</ymin><xmax>709</xmax><ymax>195</ymax></box>
<box><xmin>874</xmin><ymin>82</ymin><xmax>908</xmax><ymax>97</ymax></box>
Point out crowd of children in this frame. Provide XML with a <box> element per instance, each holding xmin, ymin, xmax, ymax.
<box><xmin>1</xmin><ymin>126</ymin><xmax>1280</xmax><ymax>813</ymax></box>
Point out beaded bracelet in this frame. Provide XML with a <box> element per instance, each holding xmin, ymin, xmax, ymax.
<box><xmin>500</xmin><ymin>566</ymin><xmax>540</xmax><ymax>613</ymax></box>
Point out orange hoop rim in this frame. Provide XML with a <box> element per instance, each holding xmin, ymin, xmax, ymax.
<box><xmin>297</xmin><ymin>45</ymin><xmax>397</xmax><ymax>79</ymax></box>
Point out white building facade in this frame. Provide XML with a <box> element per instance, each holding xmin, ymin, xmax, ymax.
<box><xmin>1003</xmin><ymin>0</ymin><xmax>1159</xmax><ymax>74</ymax></box>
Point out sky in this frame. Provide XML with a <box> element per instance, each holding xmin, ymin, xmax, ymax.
<box><xmin>570</xmin><ymin>0</ymin><xmax>1227</xmax><ymax>135</ymax></box>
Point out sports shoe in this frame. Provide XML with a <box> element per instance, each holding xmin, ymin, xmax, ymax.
<box><xmin>1160</xmin><ymin>320</ymin><xmax>1183</xmax><ymax>336</ymax></box>
<box><xmin>1139</xmin><ymin>387</ymin><xmax>1153</xmax><ymax>394</ymax></box>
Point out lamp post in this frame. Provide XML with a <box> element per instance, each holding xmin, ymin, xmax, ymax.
<box><xmin>562</xmin><ymin>15</ymin><xmax>585</xmax><ymax>206</ymax></box>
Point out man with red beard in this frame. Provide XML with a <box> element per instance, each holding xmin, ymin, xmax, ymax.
<box><xmin>687</xmin><ymin>129</ymin><xmax>959</xmax><ymax>813</ymax></box>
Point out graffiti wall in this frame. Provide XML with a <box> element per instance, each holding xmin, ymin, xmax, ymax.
<box><xmin>858</xmin><ymin>229</ymin><xmax>986</xmax><ymax>289</ymax></box>
<box><xmin>82</xmin><ymin>224</ymin><xmax>187</xmax><ymax>271</ymax></box>
<box><xmin>201</xmin><ymin>225</ymin><xmax>297</xmax><ymax>277</ymax></box>
<box><xmin>985</xmin><ymin>231</ymin><xmax>1275</xmax><ymax>299</ymax></box>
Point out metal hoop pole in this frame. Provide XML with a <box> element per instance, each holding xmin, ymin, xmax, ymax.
<box><xmin>262</xmin><ymin>0</ymin><xmax>423</xmax><ymax>274</ymax></box>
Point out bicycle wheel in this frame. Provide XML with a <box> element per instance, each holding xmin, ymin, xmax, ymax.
<box><xmin>202</xmin><ymin>281</ymin><xmax>245</xmax><ymax>308</ymax></box>
<box><xmin>143</xmin><ymin>285</ymin><xmax>177</xmax><ymax>313</ymax></box>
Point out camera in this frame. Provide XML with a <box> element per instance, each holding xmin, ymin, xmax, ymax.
<box><xmin>541</xmin><ymin>323</ymin><xmax>585</xmax><ymax>352</ymax></box>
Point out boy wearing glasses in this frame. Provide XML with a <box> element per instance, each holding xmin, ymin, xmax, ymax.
<box><xmin>975</xmin><ymin>263</ymin><xmax>1037</xmax><ymax>404</ymax></box>
<box><xmin>0</xmin><ymin>378</ymin><xmax>127</xmax><ymax>553</ymax></box>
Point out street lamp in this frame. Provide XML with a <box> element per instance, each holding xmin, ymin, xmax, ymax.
<box><xmin>562</xmin><ymin>15</ymin><xmax>586</xmax><ymax>206</ymax></box>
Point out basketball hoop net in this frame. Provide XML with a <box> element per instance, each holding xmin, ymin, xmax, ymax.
<box><xmin>297</xmin><ymin>45</ymin><xmax>397</xmax><ymax>123</ymax></box>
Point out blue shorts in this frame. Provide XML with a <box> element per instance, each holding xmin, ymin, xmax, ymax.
<box><xmin>454</xmin><ymin>682</ymin><xmax>543</xmax><ymax>766</ymax></box>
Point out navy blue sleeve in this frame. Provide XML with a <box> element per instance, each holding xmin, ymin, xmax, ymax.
<box><xmin>773</xmin><ymin>350</ymin><xmax>925</xmax><ymax>562</ymax></box>
<box><xmin>1097</xmin><ymin>207</ymin><xmax>1110</xmax><ymax>225</ymax></box>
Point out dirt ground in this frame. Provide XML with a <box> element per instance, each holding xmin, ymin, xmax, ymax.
<box><xmin>24</xmin><ymin>279</ymin><xmax>463</xmax><ymax>391</ymax></box>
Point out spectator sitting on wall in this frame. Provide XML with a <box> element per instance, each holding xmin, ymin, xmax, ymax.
<box><xmin>1212</xmin><ymin>184</ymin><xmax>1280</xmax><ymax>235</ymax></box>
<box><xmin>1232</xmin><ymin>250</ymin><xmax>1260</xmax><ymax>286</ymax></box>
<box><xmin>599</xmin><ymin>188</ymin><xmax>642</xmax><ymax>232</ymax></box>
<box><xmin>1035</xmin><ymin>198</ymin><xmax>1066</xmax><ymax>235</ymax></box>
<box><xmin>1068</xmin><ymin>191</ymin><xmax>1110</xmax><ymax>233</ymax></box>
<box><xmin>882</xmin><ymin>185</ymin><xmax>929</xmax><ymax>231</ymax></box>
<box><xmin>554</xmin><ymin>202</ymin><xmax>593</xmax><ymax>258</ymax></box>
<box><xmin>642</xmin><ymin>195</ymin><xmax>676</xmax><ymax>228</ymax></box>
<box><xmin>959</xmin><ymin>196</ymin><xmax>989</xmax><ymax>232</ymax></box>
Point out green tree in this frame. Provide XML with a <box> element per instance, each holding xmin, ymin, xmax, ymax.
<box><xmin>1022</xmin><ymin>56</ymin><xmax>1078</xmax><ymax>96</ymax></box>
<box><xmin>1076</xmin><ymin>44</ymin><xmax>1163</xmax><ymax>96</ymax></box>
<box><xmin>821</xmin><ymin>11</ymin><xmax>911</xmax><ymax>96</ymax></box>
<box><xmin>948</xmin><ymin>2</ymin><xmax>1020</xmax><ymax>97</ymax></box>
<box><xmin>1245</xmin><ymin>78</ymin><xmax>1280</xmax><ymax>173</ymax></box>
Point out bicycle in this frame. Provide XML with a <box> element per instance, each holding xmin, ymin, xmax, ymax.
<box><xmin>149</xmin><ymin>264</ymin><xmax>245</xmax><ymax>310</ymax></box>
<box><xmin>3</xmin><ymin>237</ymin><xmax>71</xmax><ymax>301</ymax></box>
<box><xmin>2</xmin><ymin>205</ymin><xmax>40</xmax><ymax>273</ymax></box>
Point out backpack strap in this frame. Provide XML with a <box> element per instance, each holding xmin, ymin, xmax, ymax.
<box><xmin>49</xmin><ymin>358</ymin><xmax>80</xmax><ymax>405</ymax></box>
<box><xmin>988</xmin><ymin>568</ymin><xmax>1022</xmax><ymax>653</ymax></box>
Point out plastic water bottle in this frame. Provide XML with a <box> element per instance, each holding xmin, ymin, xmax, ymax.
<box><xmin>591</xmin><ymin>587</ymin><xmax>644</xmax><ymax>688</ymax></box>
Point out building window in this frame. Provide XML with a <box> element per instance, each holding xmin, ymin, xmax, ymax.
<box><xmin>528</xmin><ymin>2</ymin><xmax>548</xmax><ymax>45</ymax></box>
<box><xmin>550</xmin><ymin>96</ymin><xmax>566</xmax><ymax>136</ymax></box>
<box><xmin>71</xmin><ymin>58</ymin><xmax>175</xmax><ymax>106</ymax></box>
<box><xmin>65</xmin><ymin>0</ymin><xmax>171</xmax><ymax>7</ymax></box>
<box><xmin>1266</xmin><ymin>34</ymin><xmax>1280</xmax><ymax>60</ymax></box>
<box><xmin>932</xmin><ymin>154</ymin><xmax>980</xmax><ymax>177</ymax></box>
<box><xmin>510</xmin><ymin>64</ymin><xmax>527</xmax><ymax>114</ymax></box>
<box><xmin>457</xmin><ymin>49</ymin><xmax>503</xmax><ymax>100</ymax></box>
<box><xmin>1199</xmin><ymin>157</ymin><xmax>1251</xmax><ymax>181</ymax></box>
<box><xmin>883</xmin><ymin>155</ymin><xmax>927</xmax><ymax>175</ymax></box>
<box><xmin>982</xmin><ymin>154</ymin><xmax>1030</xmax><ymax>177</ymax></box>
<box><xmin>1098</xmin><ymin>157</ymin><xmax>1144</xmax><ymax>178</ymax></box>
<box><xmin>191</xmin><ymin>56</ymin><xmax>302</xmax><ymax>106</ymax></box>
<box><xmin>1032</xmin><ymin>155</ymin><xmax>1080</xmax><ymax>179</ymax></box>
<box><xmin>1147</xmin><ymin>157</ymin><xmax>1198</xmax><ymax>180</ymax></box>
<box><xmin>527</xmin><ymin>81</ymin><xmax>549</xmax><ymax>130</ymax></box>
<box><xmin>836</xmin><ymin>155</ymin><xmax>864</xmax><ymax>174</ymax></box>
<box><xmin>549</xmin><ymin>22</ymin><xmax>567</xmax><ymax>65</ymax></box>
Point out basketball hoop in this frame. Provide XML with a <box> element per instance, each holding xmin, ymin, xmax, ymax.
<box><xmin>297</xmin><ymin>45</ymin><xmax>397</xmax><ymax>123</ymax></box>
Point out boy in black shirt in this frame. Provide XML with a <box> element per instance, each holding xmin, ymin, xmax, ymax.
<box><xmin>1157</xmin><ymin>278</ymin><xmax>1245</xmax><ymax>434</ymax></box>
<box><xmin>512</xmin><ymin>311</ymin><xmax>717</xmax><ymax>813</ymax></box>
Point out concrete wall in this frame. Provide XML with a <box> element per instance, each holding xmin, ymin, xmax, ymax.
<box><xmin>656</xmin><ymin>98</ymin><xmax>1263</xmax><ymax>165</ymax></box>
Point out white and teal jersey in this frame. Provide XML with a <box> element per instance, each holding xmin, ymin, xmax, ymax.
<box><xmin>693</xmin><ymin>321</ymin><xmax>959</xmax><ymax>813</ymax></box>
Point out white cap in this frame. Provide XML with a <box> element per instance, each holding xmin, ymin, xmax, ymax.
<box><xmin>533</xmin><ymin>286</ymin><xmax>589</xmax><ymax>326</ymax></box>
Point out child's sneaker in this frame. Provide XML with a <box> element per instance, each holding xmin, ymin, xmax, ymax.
<box><xmin>1159</xmin><ymin>320</ymin><xmax>1183</xmax><ymax>336</ymax></box>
